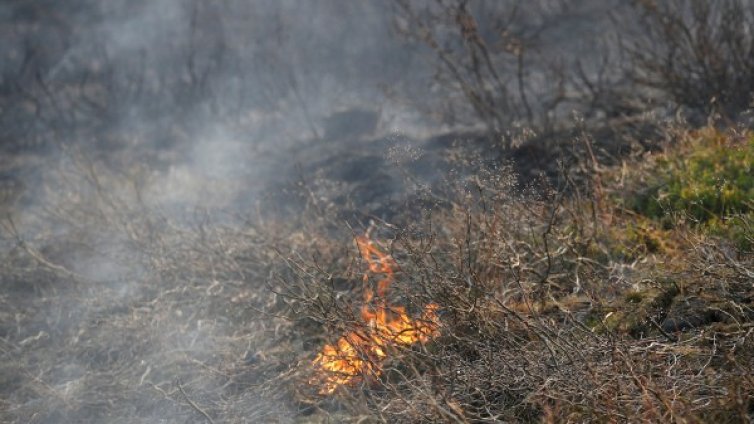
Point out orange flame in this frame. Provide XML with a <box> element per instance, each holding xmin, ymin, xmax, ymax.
<box><xmin>310</xmin><ymin>235</ymin><xmax>440</xmax><ymax>394</ymax></box>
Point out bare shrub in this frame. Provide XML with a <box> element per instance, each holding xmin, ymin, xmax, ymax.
<box><xmin>391</xmin><ymin>0</ymin><xmax>569</xmax><ymax>143</ymax></box>
<box><xmin>0</xmin><ymin>152</ymin><xmax>324</xmax><ymax>423</ymax></box>
<box><xmin>624</xmin><ymin>0</ymin><xmax>754</xmax><ymax>120</ymax></box>
<box><xmin>286</xmin><ymin>140</ymin><xmax>754</xmax><ymax>422</ymax></box>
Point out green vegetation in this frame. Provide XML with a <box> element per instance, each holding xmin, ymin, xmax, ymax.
<box><xmin>636</xmin><ymin>129</ymin><xmax>754</xmax><ymax>220</ymax></box>
<box><xmin>629</xmin><ymin>128</ymin><xmax>754</xmax><ymax>250</ymax></box>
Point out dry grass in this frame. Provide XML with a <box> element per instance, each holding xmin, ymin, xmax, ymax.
<box><xmin>3</xmin><ymin>2</ymin><xmax>754</xmax><ymax>423</ymax></box>
<box><xmin>281</xmin><ymin>128</ymin><xmax>754</xmax><ymax>423</ymax></box>
<box><xmin>2</xmin><ymin>122</ymin><xmax>753</xmax><ymax>423</ymax></box>
<box><xmin>0</xmin><ymin>155</ymin><xmax>324</xmax><ymax>423</ymax></box>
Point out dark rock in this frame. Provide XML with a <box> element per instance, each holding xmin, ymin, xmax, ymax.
<box><xmin>660</xmin><ymin>296</ymin><xmax>720</xmax><ymax>333</ymax></box>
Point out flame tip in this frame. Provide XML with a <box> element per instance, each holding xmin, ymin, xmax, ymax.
<box><xmin>310</xmin><ymin>235</ymin><xmax>440</xmax><ymax>394</ymax></box>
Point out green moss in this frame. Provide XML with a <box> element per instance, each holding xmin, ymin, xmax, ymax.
<box><xmin>640</xmin><ymin>131</ymin><xmax>754</xmax><ymax>220</ymax></box>
<box><xmin>631</xmin><ymin>129</ymin><xmax>754</xmax><ymax>250</ymax></box>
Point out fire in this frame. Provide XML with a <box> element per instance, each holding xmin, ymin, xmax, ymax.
<box><xmin>310</xmin><ymin>235</ymin><xmax>440</xmax><ymax>394</ymax></box>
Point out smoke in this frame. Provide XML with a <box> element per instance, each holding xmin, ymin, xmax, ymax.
<box><xmin>0</xmin><ymin>0</ymin><xmax>624</xmax><ymax>422</ymax></box>
<box><xmin>0</xmin><ymin>2</ymin><xmax>421</xmax><ymax>421</ymax></box>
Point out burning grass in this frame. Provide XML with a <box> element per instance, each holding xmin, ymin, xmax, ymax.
<box><xmin>1</xmin><ymin>124</ymin><xmax>753</xmax><ymax>423</ymax></box>
<box><xmin>310</xmin><ymin>235</ymin><xmax>439</xmax><ymax>394</ymax></box>
<box><xmin>283</xmin><ymin>127</ymin><xmax>754</xmax><ymax>422</ymax></box>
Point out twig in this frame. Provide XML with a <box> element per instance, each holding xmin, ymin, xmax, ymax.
<box><xmin>3</xmin><ymin>216</ymin><xmax>86</xmax><ymax>282</ymax></box>
<box><xmin>177</xmin><ymin>380</ymin><xmax>216</xmax><ymax>424</ymax></box>
<box><xmin>648</xmin><ymin>318</ymin><xmax>678</xmax><ymax>343</ymax></box>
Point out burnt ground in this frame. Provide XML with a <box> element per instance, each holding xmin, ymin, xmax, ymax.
<box><xmin>0</xmin><ymin>119</ymin><xmax>497</xmax><ymax>423</ymax></box>
<box><xmin>2</xmin><ymin>0</ymin><xmax>751</xmax><ymax>420</ymax></box>
<box><xmin>0</xmin><ymin>116</ymin><xmax>579</xmax><ymax>422</ymax></box>
<box><xmin>1</xmin><ymin>108</ymin><xmax>752</xmax><ymax>422</ymax></box>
